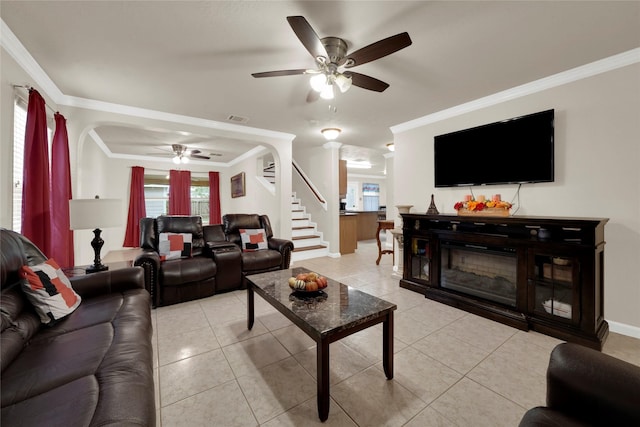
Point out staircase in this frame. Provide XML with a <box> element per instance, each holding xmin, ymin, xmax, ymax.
<box><xmin>290</xmin><ymin>193</ymin><xmax>330</xmax><ymax>262</ymax></box>
<box><xmin>263</xmin><ymin>162</ymin><xmax>276</xmax><ymax>184</ymax></box>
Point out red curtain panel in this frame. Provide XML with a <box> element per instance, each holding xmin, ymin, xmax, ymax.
<box><xmin>21</xmin><ymin>89</ymin><xmax>51</xmax><ymax>255</ymax></box>
<box><xmin>208</xmin><ymin>171</ymin><xmax>221</xmax><ymax>224</ymax></box>
<box><xmin>169</xmin><ymin>169</ymin><xmax>191</xmax><ymax>215</ymax></box>
<box><xmin>123</xmin><ymin>166</ymin><xmax>147</xmax><ymax>247</ymax></box>
<box><xmin>50</xmin><ymin>112</ymin><xmax>74</xmax><ymax>267</ymax></box>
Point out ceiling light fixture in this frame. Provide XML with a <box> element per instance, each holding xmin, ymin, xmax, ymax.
<box><xmin>321</xmin><ymin>128</ymin><xmax>342</xmax><ymax>141</ymax></box>
<box><xmin>309</xmin><ymin>65</ymin><xmax>352</xmax><ymax>101</ymax></box>
<box><xmin>386</xmin><ymin>143</ymin><xmax>395</xmax><ymax>152</ymax></box>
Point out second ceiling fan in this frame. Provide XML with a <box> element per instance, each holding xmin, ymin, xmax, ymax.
<box><xmin>252</xmin><ymin>16</ymin><xmax>412</xmax><ymax>100</ymax></box>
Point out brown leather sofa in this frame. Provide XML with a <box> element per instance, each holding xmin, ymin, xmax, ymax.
<box><xmin>0</xmin><ymin>228</ymin><xmax>155</xmax><ymax>426</ymax></box>
<box><xmin>135</xmin><ymin>214</ymin><xmax>294</xmax><ymax>308</ymax></box>
<box><xmin>519</xmin><ymin>342</ymin><xmax>640</xmax><ymax>426</ymax></box>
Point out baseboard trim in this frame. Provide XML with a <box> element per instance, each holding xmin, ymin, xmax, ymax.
<box><xmin>607</xmin><ymin>320</ymin><xmax>640</xmax><ymax>339</ymax></box>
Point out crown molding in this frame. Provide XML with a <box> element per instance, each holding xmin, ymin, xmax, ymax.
<box><xmin>391</xmin><ymin>48</ymin><xmax>640</xmax><ymax>134</ymax></box>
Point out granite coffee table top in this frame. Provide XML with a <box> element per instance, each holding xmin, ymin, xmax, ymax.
<box><xmin>246</xmin><ymin>267</ymin><xmax>397</xmax><ymax>339</ymax></box>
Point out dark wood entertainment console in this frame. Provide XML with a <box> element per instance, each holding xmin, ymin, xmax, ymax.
<box><xmin>400</xmin><ymin>214</ymin><xmax>609</xmax><ymax>350</ymax></box>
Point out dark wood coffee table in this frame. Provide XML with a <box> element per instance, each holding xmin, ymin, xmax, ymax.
<box><xmin>246</xmin><ymin>267</ymin><xmax>397</xmax><ymax>422</ymax></box>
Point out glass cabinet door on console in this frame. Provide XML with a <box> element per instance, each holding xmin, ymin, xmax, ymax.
<box><xmin>410</xmin><ymin>237</ymin><xmax>431</xmax><ymax>284</ymax></box>
<box><xmin>528</xmin><ymin>253</ymin><xmax>580</xmax><ymax>324</ymax></box>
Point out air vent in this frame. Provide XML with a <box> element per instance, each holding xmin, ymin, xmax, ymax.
<box><xmin>227</xmin><ymin>114</ymin><xmax>249</xmax><ymax>124</ymax></box>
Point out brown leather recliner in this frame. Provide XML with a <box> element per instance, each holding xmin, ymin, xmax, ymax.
<box><xmin>519</xmin><ymin>342</ymin><xmax>640</xmax><ymax>426</ymax></box>
<box><xmin>222</xmin><ymin>214</ymin><xmax>294</xmax><ymax>275</ymax></box>
<box><xmin>135</xmin><ymin>215</ymin><xmax>241</xmax><ymax>307</ymax></box>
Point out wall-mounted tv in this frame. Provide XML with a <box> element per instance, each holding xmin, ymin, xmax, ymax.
<box><xmin>434</xmin><ymin>109</ymin><xmax>554</xmax><ymax>187</ymax></box>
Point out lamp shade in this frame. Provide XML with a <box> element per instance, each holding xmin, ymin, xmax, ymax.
<box><xmin>69</xmin><ymin>198</ymin><xmax>122</xmax><ymax>230</ymax></box>
<box><xmin>335</xmin><ymin>74</ymin><xmax>352</xmax><ymax>93</ymax></box>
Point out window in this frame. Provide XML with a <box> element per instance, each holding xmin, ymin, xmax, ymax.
<box><xmin>12</xmin><ymin>96</ymin><xmax>54</xmax><ymax>233</ymax></box>
<box><xmin>144</xmin><ymin>175</ymin><xmax>210</xmax><ymax>223</ymax></box>
<box><xmin>362</xmin><ymin>183</ymin><xmax>380</xmax><ymax>211</ymax></box>
<box><xmin>12</xmin><ymin>98</ymin><xmax>27</xmax><ymax>232</ymax></box>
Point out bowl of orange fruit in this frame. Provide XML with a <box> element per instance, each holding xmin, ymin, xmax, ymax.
<box><xmin>287</xmin><ymin>271</ymin><xmax>328</xmax><ymax>293</ymax></box>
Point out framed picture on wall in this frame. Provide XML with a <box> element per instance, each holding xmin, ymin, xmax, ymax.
<box><xmin>231</xmin><ymin>172</ymin><xmax>245</xmax><ymax>198</ymax></box>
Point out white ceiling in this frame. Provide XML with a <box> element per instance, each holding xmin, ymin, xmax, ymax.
<box><xmin>2</xmin><ymin>1</ymin><xmax>639</xmax><ymax>175</ymax></box>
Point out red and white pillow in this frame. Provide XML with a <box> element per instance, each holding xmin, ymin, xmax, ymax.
<box><xmin>20</xmin><ymin>259</ymin><xmax>82</xmax><ymax>325</ymax></box>
<box><xmin>159</xmin><ymin>232</ymin><xmax>193</xmax><ymax>260</ymax></box>
<box><xmin>239</xmin><ymin>228</ymin><xmax>268</xmax><ymax>252</ymax></box>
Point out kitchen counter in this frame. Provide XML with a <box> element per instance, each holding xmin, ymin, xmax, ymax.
<box><xmin>339</xmin><ymin>214</ymin><xmax>357</xmax><ymax>254</ymax></box>
<box><xmin>342</xmin><ymin>210</ymin><xmax>386</xmax><ymax>240</ymax></box>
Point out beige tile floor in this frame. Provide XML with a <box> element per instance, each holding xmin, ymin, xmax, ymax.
<box><xmin>151</xmin><ymin>240</ymin><xmax>640</xmax><ymax>426</ymax></box>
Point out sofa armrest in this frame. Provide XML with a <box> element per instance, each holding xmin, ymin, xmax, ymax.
<box><xmin>268</xmin><ymin>238</ymin><xmax>294</xmax><ymax>269</ymax></box>
<box><xmin>134</xmin><ymin>250</ymin><xmax>160</xmax><ymax>307</ymax></box>
<box><xmin>69</xmin><ymin>267</ymin><xmax>146</xmax><ymax>299</ymax></box>
<box><xmin>206</xmin><ymin>240</ymin><xmax>238</xmax><ymax>251</ymax></box>
<box><xmin>545</xmin><ymin>342</ymin><xmax>640</xmax><ymax>425</ymax></box>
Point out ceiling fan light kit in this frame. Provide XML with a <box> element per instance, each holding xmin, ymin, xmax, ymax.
<box><xmin>172</xmin><ymin>155</ymin><xmax>189</xmax><ymax>164</ymax></box>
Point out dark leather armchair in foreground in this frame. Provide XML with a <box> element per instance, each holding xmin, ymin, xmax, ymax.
<box><xmin>519</xmin><ymin>342</ymin><xmax>640</xmax><ymax>426</ymax></box>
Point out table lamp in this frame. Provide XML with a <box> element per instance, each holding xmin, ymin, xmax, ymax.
<box><xmin>69</xmin><ymin>197</ymin><xmax>122</xmax><ymax>273</ymax></box>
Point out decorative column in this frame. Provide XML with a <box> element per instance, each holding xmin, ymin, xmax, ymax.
<box><xmin>392</xmin><ymin>205</ymin><xmax>413</xmax><ymax>278</ymax></box>
<box><xmin>391</xmin><ymin>229</ymin><xmax>404</xmax><ymax>278</ymax></box>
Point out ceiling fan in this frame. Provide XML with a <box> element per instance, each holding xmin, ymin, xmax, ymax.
<box><xmin>148</xmin><ymin>144</ymin><xmax>215</xmax><ymax>164</ymax></box>
<box><xmin>252</xmin><ymin>16</ymin><xmax>412</xmax><ymax>100</ymax></box>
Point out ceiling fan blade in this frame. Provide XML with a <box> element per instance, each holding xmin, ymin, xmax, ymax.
<box><xmin>188</xmin><ymin>149</ymin><xmax>209</xmax><ymax>159</ymax></box>
<box><xmin>252</xmin><ymin>69</ymin><xmax>308</xmax><ymax>78</ymax></box>
<box><xmin>344</xmin><ymin>72</ymin><xmax>389</xmax><ymax>92</ymax></box>
<box><xmin>286</xmin><ymin>16</ymin><xmax>328</xmax><ymax>60</ymax></box>
<box><xmin>343</xmin><ymin>32</ymin><xmax>412</xmax><ymax>68</ymax></box>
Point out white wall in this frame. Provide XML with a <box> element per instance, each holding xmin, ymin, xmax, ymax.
<box><xmin>292</xmin><ymin>143</ymin><xmax>340</xmax><ymax>254</ymax></box>
<box><xmin>393</xmin><ymin>63</ymin><xmax>640</xmax><ymax>333</ymax></box>
<box><xmin>224</xmin><ymin>149</ymin><xmax>283</xmax><ymax>238</ymax></box>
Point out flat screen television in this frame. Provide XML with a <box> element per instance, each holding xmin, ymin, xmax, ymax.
<box><xmin>434</xmin><ymin>109</ymin><xmax>554</xmax><ymax>187</ymax></box>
